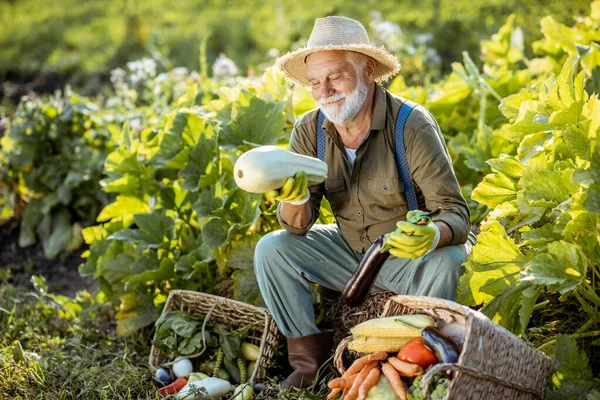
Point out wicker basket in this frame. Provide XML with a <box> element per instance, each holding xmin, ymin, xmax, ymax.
<box><xmin>334</xmin><ymin>295</ymin><xmax>552</xmax><ymax>400</ymax></box>
<box><xmin>149</xmin><ymin>290</ymin><xmax>279</xmax><ymax>383</ymax></box>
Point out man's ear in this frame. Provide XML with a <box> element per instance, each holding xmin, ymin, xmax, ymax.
<box><xmin>365</xmin><ymin>58</ymin><xmax>376</xmax><ymax>83</ymax></box>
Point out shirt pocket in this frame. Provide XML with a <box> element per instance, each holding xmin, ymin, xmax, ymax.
<box><xmin>324</xmin><ymin>177</ymin><xmax>352</xmax><ymax>219</ymax></box>
<box><xmin>366</xmin><ymin>176</ymin><xmax>407</xmax><ymax>220</ymax></box>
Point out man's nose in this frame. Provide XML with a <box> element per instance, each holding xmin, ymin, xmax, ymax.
<box><xmin>319</xmin><ymin>81</ymin><xmax>335</xmax><ymax>99</ymax></box>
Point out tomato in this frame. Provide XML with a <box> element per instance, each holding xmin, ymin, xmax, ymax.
<box><xmin>158</xmin><ymin>377</ymin><xmax>187</xmax><ymax>397</ymax></box>
<box><xmin>398</xmin><ymin>337</ymin><xmax>437</xmax><ymax>369</ymax></box>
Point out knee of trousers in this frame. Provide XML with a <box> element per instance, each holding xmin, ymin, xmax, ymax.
<box><xmin>253</xmin><ymin>230</ymin><xmax>293</xmax><ymax>277</ymax></box>
<box><xmin>423</xmin><ymin>244</ymin><xmax>468</xmax><ymax>280</ymax></box>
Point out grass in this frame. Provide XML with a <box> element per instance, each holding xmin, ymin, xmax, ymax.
<box><xmin>0</xmin><ymin>271</ymin><xmax>337</xmax><ymax>399</ymax></box>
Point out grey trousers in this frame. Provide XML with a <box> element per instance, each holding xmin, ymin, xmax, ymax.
<box><xmin>254</xmin><ymin>224</ymin><xmax>474</xmax><ymax>337</ymax></box>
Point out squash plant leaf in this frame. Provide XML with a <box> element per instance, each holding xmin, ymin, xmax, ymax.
<box><xmin>181</xmin><ymin>132</ymin><xmax>219</xmax><ymax>192</ymax></box>
<box><xmin>116</xmin><ymin>292</ymin><xmax>160</xmax><ymax>336</ymax></box>
<box><xmin>457</xmin><ymin>221</ymin><xmax>529</xmax><ymax>306</ymax></box>
<box><xmin>522</xmin><ymin>241</ymin><xmax>584</xmax><ymax>295</ymax></box>
<box><xmin>219</xmin><ymin>89</ymin><xmax>286</xmax><ymax>150</ymax></box>
<box><xmin>108</xmin><ymin>210</ymin><xmax>174</xmax><ymax>250</ymax></box>
<box><xmin>544</xmin><ymin>335</ymin><xmax>599</xmax><ymax>400</ymax></box>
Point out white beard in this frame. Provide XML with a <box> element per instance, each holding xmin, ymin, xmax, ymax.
<box><xmin>318</xmin><ymin>78</ymin><xmax>368</xmax><ymax>125</ymax></box>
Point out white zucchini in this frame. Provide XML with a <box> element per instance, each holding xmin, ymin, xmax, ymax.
<box><xmin>175</xmin><ymin>377</ymin><xmax>231</xmax><ymax>399</ymax></box>
<box><xmin>234</xmin><ymin>145</ymin><xmax>328</xmax><ymax>193</ymax></box>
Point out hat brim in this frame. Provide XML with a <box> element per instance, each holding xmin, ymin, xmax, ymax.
<box><xmin>276</xmin><ymin>44</ymin><xmax>400</xmax><ymax>87</ymax></box>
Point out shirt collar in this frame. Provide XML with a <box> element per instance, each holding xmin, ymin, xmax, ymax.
<box><xmin>322</xmin><ymin>83</ymin><xmax>387</xmax><ymax>135</ymax></box>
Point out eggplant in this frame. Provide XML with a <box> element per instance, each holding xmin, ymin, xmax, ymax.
<box><xmin>342</xmin><ymin>235</ymin><xmax>390</xmax><ymax>307</ymax></box>
<box><xmin>421</xmin><ymin>326</ymin><xmax>460</xmax><ymax>364</ymax></box>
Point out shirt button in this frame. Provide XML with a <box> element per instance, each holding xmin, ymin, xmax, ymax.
<box><xmin>356</xmin><ymin>210</ymin><xmax>362</xmax><ymax>216</ymax></box>
<box><xmin>351</xmin><ymin>178</ymin><xmax>357</xmax><ymax>184</ymax></box>
<box><xmin>360</xmin><ymin>235</ymin><xmax>366</xmax><ymax>241</ymax></box>
<box><xmin>383</xmin><ymin>185</ymin><xmax>388</xmax><ymax>191</ymax></box>
<box><xmin>325</xmin><ymin>184</ymin><xmax>329</xmax><ymax>190</ymax></box>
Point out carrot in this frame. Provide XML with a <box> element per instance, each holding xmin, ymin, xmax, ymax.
<box><xmin>381</xmin><ymin>362</ymin><xmax>407</xmax><ymax>400</ymax></box>
<box><xmin>358</xmin><ymin>367</ymin><xmax>380</xmax><ymax>400</ymax></box>
<box><xmin>344</xmin><ymin>351</ymin><xmax>388</xmax><ymax>376</ymax></box>
<box><xmin>344</xmin><ymin>361</ymin><xmax>379</xmax><ymax>400</ymax></box>
<box><xmin>328</xmin><ymin>374</ymin><xmax>358</xmax><ymax>389</ymax></box>
<box><xmin>327</xmin><ymin>388</ymin><xmax>343</xmax><ymax>399</ymax></box>
<box><xmin>340</xmin><ymin>387</ymin><xmax>348</xmax><ymax>400</ymax></box>
<box><xmin>388</xmin><ymin>356</ymin><xmax>424</xmax><ymax>377</ymax></box>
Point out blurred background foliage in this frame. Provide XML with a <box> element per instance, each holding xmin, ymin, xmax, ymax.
<box><xmin>0</xmin><ymin>0</ymin><xmax>594</xmax><ymax>101</ymax></box>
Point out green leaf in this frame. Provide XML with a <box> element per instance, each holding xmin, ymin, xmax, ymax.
<box><xmin>563</xmin><ymin>127</ymin><xmax>591</xmax><ymax>160</ymax></box>
<box><xmin>522</xmin><ymin>241</ymin><xmax>584</xmax><ymax>294</ymax></box>
<box><xmin>97</xmin><ymin>196</ymin><xmax>150</xmax><ymax>222</ymax></box>
<box><xmin>192</xmin><ymin>186</ymin><xmax>223</xmax><ymax>218</ymax></box>
<box><xmin>499</xmin><ymin>91</ymin><xmax>533</xmax><ymax>120</ymax></box>
<box><xmin>180</xmin><ymin>133</ymin><xmax>219</xmax><ymax>192</ymax></box>
<box><xmin>201</xmin><ymin>218</ymin><xmax>230</xmax><ymax>248</ymax></box>
<box><xmin>124</xmin><ymin>257</ymin><xmax>175</xmax><ymax>285</ymax></box>
<box><xmin>44</xmin><ymin>208</ymin><xmax>72</xmax><ymax>259</ymax></box>
<box><xmin>517</xmin><ymin>131</ymin><xmax>553</xmax><ymax>162</ymax></box>
<box><xmin>519</xmin><ymin>224</ymin><xmax>559</xmax><ymax>247</ymax></box>
<box><xmin>457</xmin><ymin>221</ymin><xmax>529</xmax><ymax>306</ymax></box>
<box><xmin>108</xmin><ymin>211</ymin><xmax>174</xmax><ymax>250</ymax></box>
<box><xmin>486</xmin><ymin>156</ymin><xmax>525</xmax><ymax>180</ymax></box>
<box><xmin>471</xmin><ymin>171</ymin><xmax>517</xmax><ymax>208</ymax></box>
<box><xmin>545</xmin><ymin>335</ymin><xmax>598</xmax><ymax>400</ymax></box>
<box><xmin>231</xmin><ymin>269</ymin><xmax>264</xmax><ymax>306</ymax></box>
<box><xmin>151</xmin><ymin>134</ymin><xmax>184</xmax><ymax>168</ymax></box>
<box><xmin>213</xmin><ymin>324</ymin><xmax>242</xmax><ymax>361</ymax></box>
<box><xmin>220</xmin><ymin>89</ymin><xmax>286</xmax><ymax>149</ymax></box>
<box><xmin>509</xmin><ymin>100</ymin><xmax>550</xmax><ymax>134</ymax></box>
<box><xmin>520</xmin><ymin>167</ymin><xmax>579</xmax><ymax>205</ymax></box>
<box><xmin>169</xmin><ymin>108</ymin><xmax>207</xmax><ymax>146</ymax></box>
<box><xmin>116</xmin><ymin>293</ymin><xmax>160</xmax><ymax>336</ymax></box>
<box><xmin>19</xmin><ymin>198</ymin><xmax>42</xmax><ymax>247</ymax></box>
<box><xmin>228</xmin><ymin>235</ymin><xmax>261</xmax><ymax>270</ymax></box>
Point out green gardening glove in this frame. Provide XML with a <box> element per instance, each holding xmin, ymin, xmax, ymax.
<box><xmin>271</xmin><ymin>171</ymin><xmax>310</xmax><ymax>204</ymax></box>
<box><xmin>383</xmin><ymin>210</ymin><xmax>440</xmax><ymax>260</ymax></box>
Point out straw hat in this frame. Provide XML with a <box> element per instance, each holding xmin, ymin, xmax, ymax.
<box><xmin>276</xmin><ymin>16</ymin><xmax>400</xmax><ymax>87</ymax></box>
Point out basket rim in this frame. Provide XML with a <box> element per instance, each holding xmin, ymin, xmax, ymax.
<box><xmin>382</xmin><ymin>294</ymin><xmax>474</xmax><ymax>319</ymax></box>
<box><xmin>166</xmin><ymin>290</ymin><xmax>272</xmax><ymax>317</ymax></box>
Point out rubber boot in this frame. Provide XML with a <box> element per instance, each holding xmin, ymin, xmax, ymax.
<box><xmin>281</xmin><ymin>330</ymin><xmax>334</xmax><ymax>389</ymax></box>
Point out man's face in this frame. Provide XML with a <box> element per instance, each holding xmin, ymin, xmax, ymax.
<box><xmin>306</xmin><ymin>51</ymin><xmax>368</xmax><ymax>125</ymax></box>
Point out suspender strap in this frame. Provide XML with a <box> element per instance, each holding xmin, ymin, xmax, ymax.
<box><xmin>316</xmin><ymin>111</ymin><xmax>326</xmax><ymax>162</ymax></box>
<box><xmin>316</xmin><ymin>100</ymin><xmax>419</xmax><ymax>210</ymax></box>
<box><xmin>394</xmin><ymin>100</ymin><xmax>418</xmax><ymax>211</ymax></box>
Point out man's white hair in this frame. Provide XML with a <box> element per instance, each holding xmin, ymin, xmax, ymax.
<box><xmin>344</xmin><ymin>51</ymin><xmax>370</xmax><ymax>76</ymax></box>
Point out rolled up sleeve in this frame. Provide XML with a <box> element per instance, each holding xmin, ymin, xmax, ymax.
<box><xmin>407</xmin><ymin>122</ymin><xmax>471</xmax><ymax>245</ymax></box>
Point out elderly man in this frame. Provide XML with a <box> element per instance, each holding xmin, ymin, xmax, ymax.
<box><xmin>254</xmin><ymin>16</ymin><xmax>474</xmax><ymax>388</ymax></box>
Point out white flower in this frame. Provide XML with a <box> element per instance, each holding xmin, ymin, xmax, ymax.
<box><xmin>426</xmin><ymin>48</ymin><xmax>441</xmax><ymax>64</ymax></box>
<box><xmin>110</xmin><ymin>68</ymin><xmax>126</xmax><ymax>85</ymax></box>
<box><xmin>414</xmin><ymin>32</ymin><xmax>433</xmax><ymax>46</ymax></box>
<box><xmin>127</xmin><ymin>58</ymin><xmax>157</xmax><ymax>84</ymax></box>
<box><xmin>172</xmin><ymin>67</ymin><xmax>189</xmax><ymax>79</ymax></box>
<box><xmin>212</xmin><ymin>53</ymin><xmax>239</xmax><ymax>77</ymax></box>
<box><xmin>129</xmin><ymin>118</ymin><xmax>142</xmax><ymax>132</ymax></box>
<box><xmin>266</xmin><ymin>48</ymin><xmax>280</xmax><ymax>58</ymax></box>
<box><xmin>372</xmin><ymin>21</ymin><xmax>401</xmax><ymax>43</ymax></box>
<box><xmin>510</xmin><ymin>27</ymin><xmax>524</xmax><ymax>50</ymax></box>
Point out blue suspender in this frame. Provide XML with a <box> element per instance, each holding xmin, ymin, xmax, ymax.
<box><xmin>316</xmin><ymin>100</ymin><xmax>419</xmax><ymax>211</ymax></box>
<box><xmin>394</xmin><ymin>100</ymin><xmax>418</xmax><ymax>211</ymax></box>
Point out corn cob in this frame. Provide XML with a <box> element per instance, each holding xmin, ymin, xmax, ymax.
<box><xmin>347</xmin><ymin>335</ymin><xmax>414</xmax><ymax>353</ymax></box>
<box><xmin>350</xmin><ymin>315</ymin><xmax>435</xmax><ymax>338</ymax></box>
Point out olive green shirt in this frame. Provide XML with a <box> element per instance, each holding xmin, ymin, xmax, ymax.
<box><xmin>278</xmin><ymin>84</ymin><xmax>470</xmax><ymax>253</ymax></box>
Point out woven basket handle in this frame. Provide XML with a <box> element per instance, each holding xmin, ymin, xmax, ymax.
<box><xmin>421</xmin><ymin>363</ymin><xmax>544</xmax><ymax>400</ymax></box>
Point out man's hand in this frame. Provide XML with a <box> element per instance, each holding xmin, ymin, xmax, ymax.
<box><xmin>271</xmin><ymin>171</ymin><xmax>310</xmax><ymax>204</ymax></box>
<box><xmin>384</xmin><ymin>211</ymin><xmax>440</xmax><ymax>260</ymax></box>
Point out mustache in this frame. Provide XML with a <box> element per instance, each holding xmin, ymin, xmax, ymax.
<box><xmin>318</xmin><ymin>92</ymin><xmax>346</xmax><ymax>106</ymax></box>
